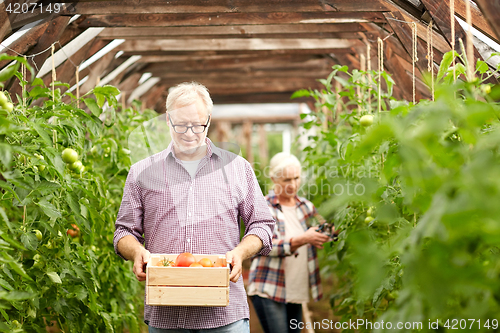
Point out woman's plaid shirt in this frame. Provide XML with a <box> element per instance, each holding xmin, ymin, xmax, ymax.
<box><xmin>247</xmin><ymin>193</ymin><xmax>323</xmax><ymax>303</ymax></box>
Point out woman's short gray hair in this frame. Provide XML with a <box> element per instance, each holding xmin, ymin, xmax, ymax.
<box><xmin>269</xmin><ymin>152</ymin><xmax>302</xmax><ymax>179</ymax></box>
<box><xmin>166</xmin><ymin>82</ymin><xmax>213</xmax><ymax>115</ymax></box>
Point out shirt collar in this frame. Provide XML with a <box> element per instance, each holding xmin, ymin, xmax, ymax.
<box><xmin>165</xmin><ymin>137</ymin><xmax>221</xmax><ymax>161</ymax></box>
<box><xmin>267</xmin><ymin>190</ymin><xmax>306</xmax><ymax>210</ymax></box>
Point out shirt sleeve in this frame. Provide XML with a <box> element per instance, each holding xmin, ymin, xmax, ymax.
<box><xmin>268</xmin><ymin>238</ymin><xmax>293</xmax><ymax>257</ymax></box>
<box><xmin>239</xmin><ymin>161</ymin><xmax>275</xmax><ymax>256</ymax></box>
<box><xmin>113</xmin><ymin>166</ymin><xmax>145</xmax><ymax>260</ymax></box>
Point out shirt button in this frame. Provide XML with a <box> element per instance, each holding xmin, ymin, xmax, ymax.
<box><xmin>188</xmin><ymin>212</ymin><xmax>192</xmax><ymax>217</ymax></box>
<box><xmin>189</xmin><ymin>186</ymin><xmax>192</xmax><ymax>191</ymax></box>
<box><xmin>187</xmin><ymin>238</ymin><xmax>190</xmax><ymax>243</ymax></box>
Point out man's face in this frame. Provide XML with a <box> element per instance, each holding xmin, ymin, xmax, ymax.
<box><xmin>168</xmin><ymin>97</ymin><xmax>210</xmax><ymax>156</ymax></box>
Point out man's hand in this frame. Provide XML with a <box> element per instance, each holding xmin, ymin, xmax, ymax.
<box><xmin>117</xmin><ymin>235</ymin><xmax>151</xmax><ymax>281</ymax></box>
<box><xmin>226</xmin><ymin>249</ymin><xmax>243</xmax><ymax>283</ymax></box>
<box><xmin>226</xmin><ymin>234</ymin><xmax>263</xmax><ymax>283</ymax></box>
<box><xmin>133</xmin><ymin>248</ymin><xmax>151</xmax><ymax>281</ymax></box>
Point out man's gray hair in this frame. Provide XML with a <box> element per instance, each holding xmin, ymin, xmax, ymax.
<box><xmin>166</xmin><ymin>82</ymin><xmax>213</xmax><ymax>115</ymax></box>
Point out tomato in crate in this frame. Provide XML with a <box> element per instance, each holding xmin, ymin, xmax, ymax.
<box><xmin>146</xmin><ymin>253</ymin><xmax>230</xmax><ymax>307</ymax></box>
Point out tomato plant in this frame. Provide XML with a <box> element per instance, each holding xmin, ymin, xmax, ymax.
<box><xmin>294</xmin><ymin>51</ymin><xmax>500</xmax><ymax>331</ymax></box>
<box><xmin>0</xmin><ymin>53</ymin><xmax>157</xmax><ymax>332</ymax></box>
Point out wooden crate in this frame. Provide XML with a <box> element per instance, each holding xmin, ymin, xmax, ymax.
<box><xmin>146</xmin><ymin>254</ymin><xmax>230</xmax><ymax>307</ymax></box>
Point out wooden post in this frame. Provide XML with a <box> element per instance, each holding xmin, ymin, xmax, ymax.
<box><xmin>258</xmin><ymin>124</ymin><xmax>268</xmax><ymax>167</ymax></box>
<box><xmin>242</xmin><ymin>120</ymin><xmax>253</xmax><ymax>165</ymax></box>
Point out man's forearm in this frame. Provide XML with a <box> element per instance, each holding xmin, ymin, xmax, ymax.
<box><xmin>117</xmin><ymin>235</ymin><xmax>145</xmax><ymax>261</ymax></box>
<box><xmin>234</xmin><ymin>234</ymin><xmax>263</xmax><ymax>260</ymax></box>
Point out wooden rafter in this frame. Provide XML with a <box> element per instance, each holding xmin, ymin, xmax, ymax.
<box><xmin>58</xmin><ymin>0</ymin><xmax>403</xmax><ymax>15</ymax></box>
<box><xmin>474</xmin><ymin>0</ymin><xmax>500</xmax><ymax>41</ymax></box>
<box><xmin>420</xmin><ymin>0</ymin><xmax>496</xmax><ymax>84</ymax></box>
<box><xmin>78</xmin><ymin>12</ymin><xmax>386</xmax><ymax>28</ymax></box>
<box><xmin>384</xmin><ymin>11</ymin><xmax>430</xmax><ymax>74</ymax></box>
<box><xmin>98</xmin><ymin>24</ymin><xmax>367</xmax><ymax>39</ymax></box>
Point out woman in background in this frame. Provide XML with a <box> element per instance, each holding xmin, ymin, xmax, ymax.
<box><xmin>247</xmin><ymin>152</ymin><xmax>332</xmax><ymax>333</ymax></box>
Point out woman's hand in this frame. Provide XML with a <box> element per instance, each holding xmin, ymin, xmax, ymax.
<box><xmin>303</xmin><ymin>227</ymin><xmax>331</xmax><ymax>248</ymax></box>
<box><xmin>291</xmin><ymin>227</ymin><xmax>331</xmax><ymax>252</ymax></box>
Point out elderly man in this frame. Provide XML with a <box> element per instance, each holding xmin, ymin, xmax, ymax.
<box><xmin>114</xmin><ymin>82</ymin><xmax>275</xmax><ymax>332</ymax></box>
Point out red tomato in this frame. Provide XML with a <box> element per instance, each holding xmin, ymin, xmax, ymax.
<box><xmin>175</xmin><ymin>252</ymin><xmax>196</xmax><ymax>267</ymax></box>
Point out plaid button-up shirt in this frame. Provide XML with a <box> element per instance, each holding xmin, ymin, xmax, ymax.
<box><xmin>113</xmin><ymin>138</ymin><xmax>274</xmax><ymax>330</ymax></box>
<box><xmin>247</xmin><ymin>193</ymin><xmax>323</xmax><ymax>303</ymax></box>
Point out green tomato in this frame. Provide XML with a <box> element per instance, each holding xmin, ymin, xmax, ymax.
<box><xmin>46</xmin><ymin>240</ymin><xmax>54</xmax><ymax>249</ymax></box>
<box><xmin>367</xmin><ymin>207</ymin><xmax>374</xmax><ymax>217</ymax></box>
<box><xmin>62</xmin><ymin>148</ymin><xmax>78</xmax><ymax>164</ymax></box>
<box><xmin>69</xmin><ymin>160</ymin><xmax>83</xmax><ymax>171</ymax></box>
<box><xmin>364</xmin><ymin>216</ymin><xmax>375</xmax><ymax>224</ymax></box>
<box><xmin>34</xmin><ymin>229</ymin><xmax>42</xmax><ymax>241</ymax></box>
<box><xmin>90</xmin><ymin>146</ymin><xmax>98</xmax><ymax>155</ymax></box>
<box><xmin>11</xmin><ymin>320</ymin><xmax>21</xmax><ymax>328</ymax></box>
<box><xmin>360</xmin><ymin>114</ymin><xmax>374</xmax><ymax>127</ymax></box>
<box><xmin>480</xmin><ymin>84</ymin><xmax>491</xmax><ymax>94</ymax></box>
<box><xmin>3</xmin><ymin>102</ymin><xmax>13</xmax><ymax>113</ymax></box>
<box><xmin>0</xmin><ymin>92</ymin><xmax>7</xmax><ymax>105</ymax></box>
<box><xmin>38</xmin><ymin>164</ymin><xmax>45</xmax><ymax>171</ymax></box>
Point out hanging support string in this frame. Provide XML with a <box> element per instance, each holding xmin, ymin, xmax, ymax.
<box><xmin>377</xmin><ymin>37</ymin><xmax>384</xmax><ymax>113</ymax></box>
<box><xmin>385</xmin><ymin>17</ymin><xmax>419</xmax><ymax>104</ymax></box>
<box><xmin>465</xmin><ymin>0</ymin><xmax>474</xmax><ymax>81</ymax></box>
<box><xmin>411</xmin><ymin>22</ymin><xmax>418</xmax><ymax>104</ymax></box>
<box><xmin>451</xmin><ymin>0</ymin><xmax>456</xmax><ymax>82</ymax></box>
<box><xmin>366</xmin><ymin>42</ymin><xmax>372</xmax><ymax>114</ymax></box>
<box><xmin>427</xmin><ymin>20</ymin><xmax>435</xmax><ymax>101</ymax></box>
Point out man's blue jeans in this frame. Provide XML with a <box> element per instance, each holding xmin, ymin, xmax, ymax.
<box><xmin>250</xmin><ymin>295</ymin><xmax>303</xmax><ymax>333</ymax></box>
<box><xmin>148</xmin><ymin>319</ymin><xmax>249</xmax><ymax>333</ymax></box>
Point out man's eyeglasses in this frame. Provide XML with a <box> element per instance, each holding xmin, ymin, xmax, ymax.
<box><xmin>168</xmin><ymin>113</ymin><xmax>210</xmax><ymax>134</ymax></box>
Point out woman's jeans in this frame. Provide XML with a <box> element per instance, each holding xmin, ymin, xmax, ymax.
<box><xmin>250</xmin><ymin>295</ymin><xmax>303</xmax><ymax>333</ymax></box>
<box><xmin>148</xmin><ymin>318</ymin><xmax>249</xmax><ymax>333</ymax></box>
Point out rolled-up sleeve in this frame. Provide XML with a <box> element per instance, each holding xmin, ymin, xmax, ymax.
<box><xmin>113</xmin><ymin>167</ymin><xmax>145</xmax><ymax>260</ymax></box>
<box><xmin>239</xmin><ymin>161</ymin><xmax>274</xmax><ymax>256</ymax></box>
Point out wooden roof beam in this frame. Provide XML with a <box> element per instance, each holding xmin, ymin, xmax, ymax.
<box><xmin>78</xmin><ymin>12</ymin><xmax>385</xmax><ymax>28</ymax></box>
<box><xmin>474</xmin><ymin>0</ymin><xmax>500</xmax><ymax>42</ymax></box>
<box><xmin>420</xmin><ymin>0</ymin><xmax>497</xmax><ymax>84</ymax></box>
<box><xmin>60</xmin><ymin>0</ymin><xmax>400</xmax><ymax>15</ymax></box>
<box><xmin>117</xmin><ymin>38</ymin><xmax>359</xmax><ymax>52</ymax></box>
<box><xmin>384</xmin><ymin>11</ymin><xmax>431</xmax><ymax>74</ymax></box>
<box><xmin>98</xmin><ymin>24</ymin><xmax>367</xmax><ymax>39</ymax></box>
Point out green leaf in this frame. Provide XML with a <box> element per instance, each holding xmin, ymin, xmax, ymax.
<box><xmin>31</xmin><ymin>78</ymin><xmax>45</xmax><ymax>87</ymax></box>
<box><xmin>84</xmin><ymin>98</ymin><xmax>102</xmax><ymax>117</ymax></box>
<box><xmin>101</xmin><ymin>312</ymin><xmax>115</xmax><ymax>333</ymax></box>
<box><xmin>0</xmin><ymin>143</ymin><xmax>12</xmax><ymax>167</ymax></box>
<box><xmin>1</xmin><ymin>291</ymin><xmax>34</xmax><ymax>301</ymax></box>
<box><xmin>93</xmin><ymin>85</ymin><xmax>120</xmax><ymax>97</ymax></box>
<box><xmin>31</xmin><ymin>122</ymin><xmax>53</xmax><ymax>146</ymax></box>
<box><xmin>437</xmin><ymin>51</ymin><xmax>455</xmax><ymax>82</ymax></box>
<box><xmin>2</xmin><ymin>253</ymin><xmax>32</xmax><ymax>281</ymax></box>
<box><xmin>20</xmin><ymin>233</ymin><xmax>38</xmax><ymax>251</ymax></box>
<box><xmin>46</xmin><ymin>271</ymin><xmax>62</xmax><ymax>284</ymax></box>
<box><xmin>0</xmin><ymin>278</ymin><xmax>13</xmax><ymax>291</ymax></box>
<box><xmin>36</xmin><ymin>199</ymin><xmax>62</xmax><ymax>219</ymax></box>
<box><xmin>291</xmin><ymin>89</ymin><xmax>311</xmax><ymax>99</ymax></box>
<box><xmin>0</xmin><ymin>62</ymin><xmax>20</xmax><ymax>82</ymax></box>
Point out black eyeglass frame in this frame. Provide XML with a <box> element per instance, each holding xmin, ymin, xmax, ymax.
<box><xmin>168</xmin><ymin>113</ymin><xmax>211</xmax><ymax>134</ymax></box>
